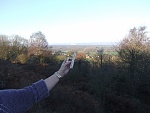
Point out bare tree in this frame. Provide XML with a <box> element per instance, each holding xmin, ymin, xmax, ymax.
<box><xmin>97</xmin><ymin>48</ymin><xmax>104</xmax><ymax>68</ymax></box>
<box><xmin>29</xmin><ymin>31</ymin><xmax>48</xmax><ymax>49</ymax></box>
<box><xmin>0</xmin><ymin>35</ymin><xmax>10</xmax><ymax>59</ymax></box>
<box><xmin>116</xmin><ymin>26</ymin><xmax>150</xmax><ymax>78</ymax></box>
<box><xmin>28</xmin><ymin>31</ymin><xmax>51</xmax><ymax>64</ymax></box>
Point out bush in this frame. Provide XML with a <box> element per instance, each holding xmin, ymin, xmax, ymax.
<box><xmin>17</xmin><ymin>54</ymin><xmax>28</xmax><ymax>64</ymax></box>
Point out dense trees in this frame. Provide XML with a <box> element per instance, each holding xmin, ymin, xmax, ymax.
<box><xmin>116</xmin><ymin>26</ymin><xmax>150</xmax><ymax>78</ymax></box>
<box><xmin>0</xmin><ymin>34</ymin><xmax>29</xmax><ymax>61</ymax></box>
<box><xmin>113</xmin><ymin>26</ymin><xmax>150</xmax><ymax>107</ymax></box>
<box><xmin>115</xmin><ymin>26</ymin><xmax>149</xmax><ymax>86</ymax></box>
<box><xmin>0</xmin><ymin>31</ymin><xmax>51</xmax><ymax>64</ymax></box>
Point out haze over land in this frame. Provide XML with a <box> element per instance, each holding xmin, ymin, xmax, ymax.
<box><xmin>49</xmin><ymin>42</ymin><xmax>114</xmax><ymax>45</ymax></box>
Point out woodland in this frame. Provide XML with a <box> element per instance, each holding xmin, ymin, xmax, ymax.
<box><xmin>0</xmin><ymin>26</ymin><xmax>150</xmax><ymax>113</ymax></box>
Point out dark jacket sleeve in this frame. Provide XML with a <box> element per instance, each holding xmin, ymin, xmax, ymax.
<box><xmin>0</xmin><ymin>79</ymin><xmax>49</xmax><ymax>113</ymax></box>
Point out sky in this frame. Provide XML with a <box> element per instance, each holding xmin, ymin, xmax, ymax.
<box><xmin>0</xmin><ymin>0</ymin><xmax>150</xmax><ymax>45</ymax></box>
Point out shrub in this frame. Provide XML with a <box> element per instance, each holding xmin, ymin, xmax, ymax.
<box><xmin>17</xmin><ymin>54</ymin><xmax>28</xmax><ymax>64</ymax></box>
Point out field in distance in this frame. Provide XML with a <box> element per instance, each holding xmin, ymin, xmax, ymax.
<box><xmin>51</xmin><ymin>44</ymin><xmax>116</xmax><ymax>55</ymax></box>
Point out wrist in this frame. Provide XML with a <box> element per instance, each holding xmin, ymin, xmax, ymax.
<box><xmin>55</xmin><ymin>71</ymin><xmax>62</xmax><ymax>79</ymax></box>
<box><xmin>57</xmin><ymin>70</ymin><xmax>65</xmax><ymax>77</ymax></box>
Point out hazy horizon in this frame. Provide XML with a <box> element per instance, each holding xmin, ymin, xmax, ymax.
<box><xmin>48</xmin><ymin>41</ymin><xmax>116</xmax><ymax>45</ymax></box>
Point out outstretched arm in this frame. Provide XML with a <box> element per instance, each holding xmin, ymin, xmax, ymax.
<box><xmin>0</xmin><ymin>60</ymin><xmax>71</xmax><ymax>113</ymax></box>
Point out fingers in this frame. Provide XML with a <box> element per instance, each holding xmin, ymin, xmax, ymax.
<box><xmin>66</xmin><ymin>61</ymin><xmax>72</xmax><ymax>65</ymax></box>
<box><xmin>62</xmin><ymin>59</ymin><xmax>67</xmax><ymax>64</ymax></box>
<box><xmin>62</xmin><ymin>58</ymin><xmax>71</xmax><ymax>65</ymax></box>
<box><xmin>61</xmin><ymin>60</ymin><xmax>71</xmax><ymax>69</ymax></box>
<box><xmin>61</xmin><ymin>58</ymin><xmax>72</xmax><ymax>71</ymax></box>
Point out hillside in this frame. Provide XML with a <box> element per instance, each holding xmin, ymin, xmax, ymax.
<box><xmin>1</xmin><ymin>58</ymin><xmax>150</xmax><ymax>113</ymax></box>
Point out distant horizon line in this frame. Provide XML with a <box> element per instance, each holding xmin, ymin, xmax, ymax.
<box><xmin>48</xmin><ymin>42</ymin><xmax>117</xmax><ymax>45</ymax></box>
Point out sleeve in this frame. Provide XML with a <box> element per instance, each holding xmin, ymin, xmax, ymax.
<box><xmin>0</xmin><ymin>79</ymin><xmax>49</xmax><ymax>113</ymax></box>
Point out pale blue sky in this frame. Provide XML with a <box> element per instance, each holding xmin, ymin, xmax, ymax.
<box><xmin>0</xmin><ymin>0</ymin><xmax>150</xmax><ymax>44</ymax></box>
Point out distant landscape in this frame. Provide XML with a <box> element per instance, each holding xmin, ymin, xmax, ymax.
<box><xmin>51</xmin><ymin>44</ymin><xmax>115</xmax><ymax>55</ymax></box>
<box><xmin>49</xmin><ymin>42</ymin><xmax>115</xmax><ymax>45</ymax></box>
<box><xmin>0</xmin><ymin>26</ymin><xmax>150</xmax><ymax>113</ymax></box>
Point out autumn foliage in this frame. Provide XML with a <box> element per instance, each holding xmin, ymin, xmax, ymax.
<box><xmin>76</xmin><ymin>52</ymin><xmax>86</xmax><ymax>60</ymax></box>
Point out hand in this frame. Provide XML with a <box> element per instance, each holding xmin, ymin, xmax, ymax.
<box><xmin>57</xmin><ymin>59</ymin><xmax>71</xmax><ymax>77</ymax></box>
